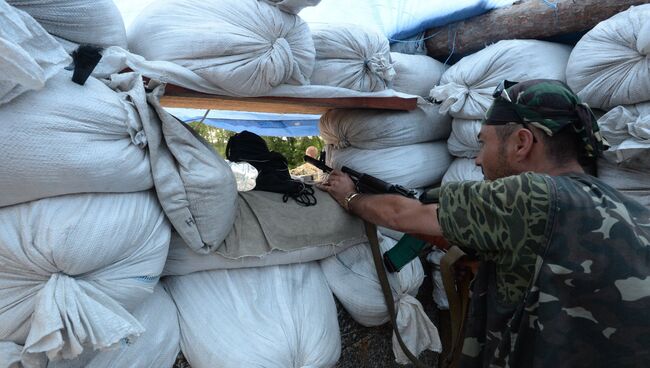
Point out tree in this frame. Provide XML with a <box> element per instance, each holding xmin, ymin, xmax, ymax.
<box><xmin>187</xmin><ymin>122</ymin><xmax>324</xmax><ymax>169</ymax></box>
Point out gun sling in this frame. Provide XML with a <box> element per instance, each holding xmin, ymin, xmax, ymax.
<box><xmin>364</xmin><ymin>221</ymin><xmax>428</xmax><ymax>368</ymax></box>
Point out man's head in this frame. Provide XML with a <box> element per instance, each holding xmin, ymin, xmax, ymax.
<box><xmin>475</xmin><ymin>79</ymin><xmax>608</xmax><ymax>180</ymax></box>
<box><xmin>305</xmin><ymin>146</ymin><xmax>319</xmax><ymax>159</ymax></box>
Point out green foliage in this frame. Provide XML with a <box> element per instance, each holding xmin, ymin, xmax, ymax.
<box><xmin>187</xmin><ymin>121</ymin><xmax>324</xmax><ymax>169</ymax></box>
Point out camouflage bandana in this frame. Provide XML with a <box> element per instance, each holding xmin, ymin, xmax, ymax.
<box><xmin>483</xmin><ymin>79</ymin><xmax>609</xmax><ymax>157</ymax></box>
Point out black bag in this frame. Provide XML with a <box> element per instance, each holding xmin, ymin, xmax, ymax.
<box><xmin>226</xmin><ymin>131</ymin><xmax>317</xmax><ymax>206</ymax></box>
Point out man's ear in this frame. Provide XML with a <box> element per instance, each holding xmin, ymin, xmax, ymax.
<box><xmin>513</xmin><ymin>128</ymin><xmax>535</xmax><ymax>161</ymax></box>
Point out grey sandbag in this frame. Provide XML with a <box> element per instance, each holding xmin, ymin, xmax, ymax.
<box><xmin>106</xmin><ymin>74</ymin><xmax>238</xmax><ymax>254</ymax></box>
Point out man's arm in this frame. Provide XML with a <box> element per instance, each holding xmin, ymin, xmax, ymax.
<box><xmin>317</xmin><ymin>170</ymin><xmax>443</xmax><ymax>237</ymax></box>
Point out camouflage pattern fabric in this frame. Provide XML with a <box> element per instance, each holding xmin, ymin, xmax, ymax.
<box><xmin>440</xmin><ymin>173</ymin><xmax>650</xmax><ymax>367</ymax></box>
<box><xmin>484</xmin><ymin>79</ymin><xmax>609</xmax><ymax>158</ymax></box>
<box><xmin>439</xmin><ymin>173</ymin><xmax>551</xmax><ymax>305</ymax></box>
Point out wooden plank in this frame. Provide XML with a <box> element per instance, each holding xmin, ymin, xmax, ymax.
<box><xmin>159</xmin><ymin>84</ymin><xmax>418</xmax><ymax>114</ymax></box>
<box><xmin>425</xmin><ymin>0</ymin><xmax>647</xmax><ymax>60</ymax></box>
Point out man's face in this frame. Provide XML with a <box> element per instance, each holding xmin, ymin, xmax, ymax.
<box><xmin>475</xmin><ymin>125</ymin><xmax>519</xmax><ymax>180</ymax></box>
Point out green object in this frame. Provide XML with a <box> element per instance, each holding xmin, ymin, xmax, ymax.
<box><xmin>383</xmin><ymin>234</ymin><xmax>428</xmax><ymax>272</ymax></box>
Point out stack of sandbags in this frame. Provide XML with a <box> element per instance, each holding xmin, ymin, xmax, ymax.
<box><xmin>0</xmin><ymin>1</ymin><xmax>69</xmax><ymax>105</ymax></box>
<box><xmin>310</xmin><ymin>24</ymin><xmax>395</xmax><ymax>92</ymax></box>
<box><xmin>430</xmin><ymin>39</ymin><xmax>573</xmax><ymax>183</ymax></box>
<box><xmin>322</xmin><ymin>103</ymin><xmax>452</xmax><ymax>190</ymax></box>
<box><xmin>164</xmin><ymin>263</ymin><xmax>341</xmax><ymax>368</ymax></box>
<box><xmin>6</xmin><ymin>0</ymin><xmax>127</xmax><ymax>52</ymax></box>
<box><xmin>128</xmin><ymin>0</ymin><xmax>315</xmax><ymax>96</ymax></box>
<box><xmin>320</xmin><ymin>234</ymin><xmax>442</xmax><ymax>364</ymax></box>
<box><xmin>0</xmin><ymin>191</ymin><xmax>171</xmax><ymax>366</ymax></box>
<box><xmin>565</xmin><ymin>4</ymin><xmax>650</xmax><ymax>208</ymax></box>
<box><xmin>46</xmin><ymin>285</ymin><xmax>180</xmax><ymax>368</ymax></box>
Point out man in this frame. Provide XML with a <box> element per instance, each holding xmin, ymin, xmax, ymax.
<box><xmin>319</xmin><ymin>79</ymin><xmax>650</xmax><ymax>367</ymax></box>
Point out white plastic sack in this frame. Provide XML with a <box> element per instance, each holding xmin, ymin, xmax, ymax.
<box><xmin>441</xmin><ymin>158</ymin><xmax>484</xmax><ymax>184</ymax></box>
<box><xmin>430</xmin><ymin>40</ymin><xmax>572</xmax><ymax>119</ymax></box>
<box><xmin>566</xmin><ymin>4</ymin><xmax>650</xmax><ymax>109</ymax></box>
<box><xmin>426</xmin><ymin>249</ymin><xmax>449</xmax><ymax>310</ymax></box>
<box><xmin>319</xmin><ymin>102</ymin><xmax>451</xmax><ymax>149</ymax></box>
<box><xmin>320</xmin><ymin>235</ymin><xmax>441</xmax><ymax>364</ymax></box>
<box><xmin>447</xmin><ymin>119</ymin><xmax>482</xmax><ymax>158</ymax></box>
<box><xmin>227</xmin><ymin>161</ymin><xmax>258</xmax><ymax>191</ymax></box>
<box><xmin>6</xmin><ymin>0</ymin><xmax>127</xmax><ymax>51</ymax></box>
<box><xmin>128</xmin><ymin>0</ymin><xmax>314</xmax><ymax>96</ymax></box>
<box><xmin>47</xmin><ymin>284</ymin><xmax>180</xmax><ymax>368</ymax></box>
<box><xmin>598</xmin><ymin>102</ymin><xmax>650</xmax><ymax>164</ymax></box>
<box><xmin>390</xmin><ymin>52</ymin><xmax>447</xmax><ymax>97</ymax></box>
<box><xmin>598</xmin><ymin>157</ymin><xmax>650</xmax><ymax>209</ymax></box>
<box><xmin>311</xmin><ymin>24</ymin><xmax>395</xmax><ymax>92</ymax></box>
<box><xmin>327</xmin><ymin>142</ymin><xmax>452</xmax><ymax>189</ymax></box>
<box><xmin>105</xmin><ymin>74</ymin><xmax>238</xmax><ymax>254</ymax></box>
<box><xmin>259</xmin><ymin>0</ymin><xmax>320</xmax><ymax>14</ymax></box>
<box><xmin>0</xmin><ymin>191</ymin><xmax>171</xmax><ymax>364</ymax></box>
<box><xmin>164</xmin><ymin>263</ymin><xmax>340</xmax><ymax>368</ymax></box>
<box><xmin>0</xmin><ymin>70</ymin><xmax>152</xmax><ymax>207</ymax></box>
<box><xmin>0</xmin><ymin>1</ymin><xmax>69</xmax><ymax>105</ymax></box>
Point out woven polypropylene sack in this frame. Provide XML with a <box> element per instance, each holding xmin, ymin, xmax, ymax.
<box><xmin>390</xmin><ymin>52</ymin><xmax>447</xmax><ymax>97</ymax></box>
<box><xmin>310</xmin><ymin>24</ymin><xmax>395</xmax><ymax>92</ymax></box>
<box><xmin>164</xmin><ymin>263</ymin><xmax>340</xmax><ymax>368</ymax></box>
<box><xmin>7</xmin><ymin>0</ymin><xmax>127</xmax><ymax>50</ymax></box>
<box><xmin>430</xmin><ymin>40</ymin><xmax>572</xmax><ymax>119</ymax></box>
<box><xmin>566</xmin><ymin>4</ymin><xmax>650</xmax><ymax>110</ymax></box>
<box><xmin>598</xmin><ymin>102</ymin><xmax>650</xmax><ymax>164</ymax></box>
<box><xmin>320</xmin><ymin>235</ymin><xmax>441</xmax><ymax>364</ymax></box>
<box><xmin>0</xmin><ymin>71</ymin><xmax>152</xmax><ymax>207</ymax></box>
<box><xmin>320</xmin><ymin>102</ymin><xmax>451</xmax><ymax>150</ymax></box>
<box><xmin>47</xmin><ymin>284</ymin><xmax>180</xmax><ymax>368</ymax></box>
<box><xmin>0</xmin><ymin>191</ymin><xmax>171</xmax><ymax>364</ymax></box>
<box><xmin>447</xmin><ymin>119</ymin><xmax>482</xmax><ymax>158</ymax></box>
<box><xmin>259</xmin><ymin>0</ymin><xmax>320</xmax><ymax>14</ymax></box>
<box><xmin>327</xmin><ymin>141</ymin><xmax>452</xmax><ymax>189</ymax></box>
<box><xmin>0</xmin><ymin>1</ymin><xmax>69</xmax><ymax>106</ymax></box>
<box><xmin>128</xmin><ymin>0</ymin><xmax>314</xmax><ymax>96</ymax></box>
<box><xmin>441</xmin><ymin>158</ymin><xmax>484</xmax><ymax>184</ymax></box>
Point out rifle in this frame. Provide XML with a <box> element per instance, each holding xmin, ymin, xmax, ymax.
<box><xmin>304</xmin><ymin>155</ymin><xmax>433</xmax><ymax>272</ymax></box>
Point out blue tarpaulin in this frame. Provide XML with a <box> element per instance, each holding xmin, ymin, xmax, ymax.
<box><xmin>166</xmin><ymin>108</ymin><xmax>321</xmax><ymax>137</ymax></box>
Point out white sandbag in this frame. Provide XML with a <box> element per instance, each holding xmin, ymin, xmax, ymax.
<box><xmin>0</xmin><ymin>191</ymin><xmax>171</xmax><ymax>364</ymax></box>
<box><xmin>0</xmin><ymin>1</ymin><xmax>69</xmax><ymax>106</ymax></box>
<box><xmin>566</xmin><ymin>4</ymin><xmax>650</xmax><ymax>110</ymax></box>
<box><xmin>320</xmin><ymin>102</ymin><xmax>451</xmax><ymax>149</ymax></box>
<box><xmin>598</xmin><ymin>157</ymin><xmax>650</xmax><ymax>209</ymax></box>
<box><xmin>327</xmin><ymin>142</ymin><xmax>452</xmax><ymax>189</ymax></box>
<box><xmin>227</xmin><ymin>161</ymin><xmax>258</xmax><ymax>192</ymax></box>
<box><xmin>597</xmin><ymin>102</ymin><xmax>650</xmax><ymax>164</ymax></box>
<box><xmin>164</xmin><ymin>263</ymin><xmax>340</xmax><ymax>368</ymax></box>
<box><xmin>441</xmin><ymin>158</ymin><xmax>484</xmax><ymax>184</ymax></box>
<box><xmin>128</xmin><ymin>0</ymin><xmax>314</xmax><ymax>96</ymax></box>
<box><xmin>259</xmin><ymin>0</ymin><xmax>320</xmax><ymax>14</ymax></box>
<box><xmin>390</xmin><ymin>52</ymin><xmax>447</xmax><ymax>97</ymax></box>
<box><xmin>320</xmin><ymin>235</ymin><xmax>441</xmax><ymax>364</ymax></box>
<box><xmin>47</xmin><ymin>285</ymin><xmax>180</xmax><ymax>368</ymax></box>
<box><xmin>0</xmin><ymin>70</ymin><xmax>152</xmax><ymax>207</ymax></box>
<box><xmin>311</xmin><ymin>24</ymin><xmax>395</xmax><ymax>92</ymax></box>
<box><xmin>105</xmin><ymin>74</ymin><xmax>238</xmax><ymax>254</ymax></box>
<box><xmin>447</xmin><ymin>119</ymin><xmax>482</xmax><ymax>158</ymax></box>
<box><xmin>430</xmin><ymin>40</ymin><xmax>572</xmax><ymax>119</ymax></box>
<box><xmin>6</xmin><ymin>0</ymin><xmax>127</xmax><ymax>51</ymax></box>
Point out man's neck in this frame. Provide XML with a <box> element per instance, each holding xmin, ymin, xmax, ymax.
<box><xmin>536</xmin><ymin>160</ymin><xmax>585</xmax><ymax>176</ymax></box>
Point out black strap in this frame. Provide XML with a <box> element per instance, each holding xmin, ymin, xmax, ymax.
<box><xmin>364</xmin><ymin>221</ymin><xmax>428</xmax><ymax>368</ymax></box>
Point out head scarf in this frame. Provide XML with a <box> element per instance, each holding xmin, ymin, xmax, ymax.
<box><xmin>483</xmin><ymin>79</ymin><xmax>609</xmax><ymax>157</ymax></box>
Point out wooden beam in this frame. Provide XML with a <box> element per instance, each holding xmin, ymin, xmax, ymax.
<box><xmin>159</xmin><ymin>84</ymin><xmax>418</xmax><ymax>114</ymax></box>
<box><xmin>425</xmin><ymin>0</ymin><xmax>647</xmax><ymax>60</ymax></box>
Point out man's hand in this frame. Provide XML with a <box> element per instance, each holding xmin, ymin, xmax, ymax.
<box><xmin>316</xmin><ymin>169</ymin><xmax>357</xmax><ymax>209</ymax></box>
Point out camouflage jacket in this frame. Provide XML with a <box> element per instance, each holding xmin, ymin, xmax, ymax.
<box><xmin>439</xmin><ymin>173</ymin><xmax>650</xmax><ymax>368</ymax></box>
